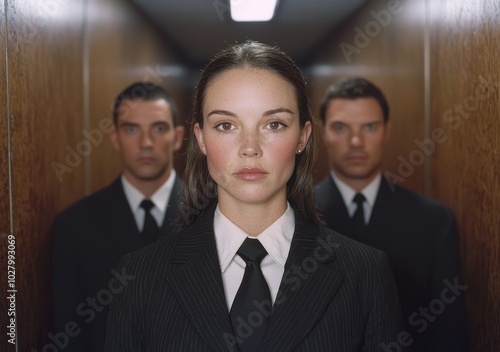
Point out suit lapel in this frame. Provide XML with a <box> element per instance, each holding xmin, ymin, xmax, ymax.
<box><xmin>317</xmin><ymin>176</ymin><xmax>352</xmax><ymax>237</ymax></box>
<box><xmin>165</xmin><ymin>205</ymin><xmax>237</xmax><ymax>352</ymax></box>
<box><xmin>165</xmin><ymin>202</ymin><xmax>346</xmax><ymax>352</ymax></box>
<box><xmin>260</xmin><ymin>208</ymin><xmax>345</xmax><ymax>352</ymax></box>
<box><xmin>102</xmin><ymin>178</ymin><xmax>142</xmax><ymax>247</ymax></box>
<box><xmin>369</xmin><ymin>176</ymin><xmax>392</xmax><ymax>224</ymax></box>
<box><xmin>365</xmin><ymin>176</ymin><xmax>399</xmax><ymax>247</ymax></box>
<box><xmin>100</xmin><ymin>176</ymin><xmax>182</xmax><ymax>247</ymax></box>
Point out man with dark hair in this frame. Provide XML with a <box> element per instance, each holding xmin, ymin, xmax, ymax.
<box><xmin>315</xmin><ymin>77</ymin><xmax>469</xmax><ymax>352</ymax></box>
<box><xmin>51</xmin><ymin>82</ymin><xmax>184</xmax><ymax>351</ymax></box>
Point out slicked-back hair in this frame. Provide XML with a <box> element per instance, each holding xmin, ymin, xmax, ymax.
<box><xmin>112</xmin><ymin>82</ymin><xmax>179</xmax><ymax>126</ymax></box>
<box><xmin>319</xmin><ymin>77</ymin><xmax>389</xmax><ymax>124</ymax></box>
<box><xmin>179</xmin><ymin>40</ymin><xmax>321</xmax><ymax>229</ymax></box>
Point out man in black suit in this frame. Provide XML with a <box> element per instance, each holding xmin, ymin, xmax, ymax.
<box><xmin>315</xmin><ymin>77</ymin><xmax>469</xmax><ymax>352</ymax></box>
<box><xmin>51</xmin><ymin>82</ymin><xmax>184</xmax><ymax>351</ymax></box>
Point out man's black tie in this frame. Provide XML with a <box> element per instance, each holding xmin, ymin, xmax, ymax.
<box><xmin>140</xmin><ymin>199</ymin><xmax>159</xmax><ymax>244</ymax></box>
<box><xmin>230</xmin><ymin>238</ymin><xmax>272</xmax><ymax>352</ymax></box>
<box><xmin>352</xmin><ymin>193</ymin><xmax>366</xmax><ymax>240</ymax></box>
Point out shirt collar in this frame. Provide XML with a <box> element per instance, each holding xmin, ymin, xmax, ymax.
<box><xmin>330</xmin><ymin>171</ymin><xmax>381</xmax><ymax>207</ymax></box>
<box><xmin>121</xmin><ymin>170</ymin><xmax>176</xmax><ymax>213</ymax></box>
<box><xmin>213</xmin><ymin>202</ymin><xmax>295</xmax><ymax>272</ymax></box>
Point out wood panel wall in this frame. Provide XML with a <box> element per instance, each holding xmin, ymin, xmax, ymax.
<box><xmin>0</xmin><ymin>4</ymin><xmax>10</xmax><ymax>233</ymax></box>
<box><xmin>308</xmin><ymin>0</ymin><xmax>500</xmax><ymax>350</ymax></box>
<box><xmin>86</xmin><ymin>0</ymin><xmax>193</xmax><ymax>193</ymax></box>
<box><xmin>308</xmin><ymin>0</ymin><xmax>426</xmax><ymax>191</ymax></box>
<box><xmin>0</xmin><ymin>1</ymin><xmax>190</xmax><ymax>350</ymax></box>
<box><xmin>0</xmin><ymin>2</ymin><xmax>14</xmax><ymax>349</ymax></box>
<box><xmin>2</xmin><ymin>0</ymin><xmax>498</xmax><ymax>350</ymax></box>
<box><xmin>428</xmin><ymin>1</ymin><xmax>500</xmax><ymax>350</ymax></box>
<box><xmin>3</xmin><ymin>1</ymin><xmax>85</xmax><ymax>350</ymax></box>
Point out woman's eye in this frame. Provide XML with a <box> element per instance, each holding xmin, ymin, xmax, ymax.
<box><xmin>267</xmin><ymin>121</ymin><xmax>285</xmax><ymax>130</ymax></box>
<box><xmin>216</xmin><ymin>122</ymin><xmax>234</xmax><ymax>131</ymax></box>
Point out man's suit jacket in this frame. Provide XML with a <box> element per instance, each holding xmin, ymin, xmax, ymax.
<box><xmin>51</xmin><ymin>176</ymin><xmax>182</xmax><ymax>352</ymax></box>
<box><xmin>104</xmin><ymin>203</ymin><xmax>404</xmax><ymax>352</ymax></box>
<box><xmin>315</xmin><ymin>175</ymin><xmax>470</xmax><ymax>352</ymax></box>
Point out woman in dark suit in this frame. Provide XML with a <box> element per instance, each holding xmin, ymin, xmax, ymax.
<box><xmin>105</xmin><ymin>41</ymin><xmax>404</xmax><ymax>352</ymax></box>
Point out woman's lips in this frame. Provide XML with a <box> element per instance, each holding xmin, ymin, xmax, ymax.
<box><xmin>234</xmin><ymin>167</ymin><xmax>268</xmax><ymax>181</ymax></box>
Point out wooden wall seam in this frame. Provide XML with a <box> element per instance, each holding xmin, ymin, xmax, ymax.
<box><xmin>423</xmin><ymin>0</ymin><xmax>431</xmax><ymax>195</ymax></box>
<box><xmin>1</xmin><ymin>1</ymin><xmax>17</xmax><ymax>351</ymax></box>
<box><xmin>3</xmin><ymin>0</ymin><xmax>13</xmax><ymax>233</ymax></box>
<box><xmin>82</xmin><ymin>0</ymin><xmax>90</xmax><ymax>196</ymax></box>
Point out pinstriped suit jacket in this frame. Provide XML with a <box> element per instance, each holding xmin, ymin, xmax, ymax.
<box><xmin>104</xmin><ymin>203</ymin><xmax>404</xmax><ymax>351</ymax></box>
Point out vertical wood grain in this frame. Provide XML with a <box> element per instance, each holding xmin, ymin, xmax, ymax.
<box><xmin>1</xmin><ymin>0</ymin><xmax>191</xmax><ymax>349</ymax></box>
<box><xmin>428</xmin><ymin>0</ymin><xmax>500</xmax><ymax>349</ymax></box>
<box><xmin>87</xmin><ymin>0</ymin><xmax>192</xmax><ymax>193</ymax></box>
<box><xmin>309</xmin><ymin>0</ymin><xmax>500</xmax><ymax>349</ymax></box>
<box><xmin>2</xmin><ymin>0</ymin><xmax>496</xmax><ymax>350</ymax></box>
<box><xmin>308</xmin><ymin>0</ymin><xmax>426</xmax><ymax>192</ymax></box>
<box><xmin>5</xmin><ymin>1</ymin><xmax>85</xmax><ymax>349</ymax></box>
<box><xmin>0</xmin><ymin>1</ymin><xmax>10</xmax><ymax>233</ymax></box>
<box><xmin>0</xmin><ymin>1</ymin><xmax>16</xmax><ymax>351</ymax></box>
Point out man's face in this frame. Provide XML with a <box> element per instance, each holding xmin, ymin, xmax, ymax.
<box><xmin>110</xmin><ymin>99</ymin><xmax>184</xmax><ymax>187</ymax></box>
<box><xmin>322</xmin><ymin>97</ymin><xmax>390</xmax><ymax>187</ymax></box>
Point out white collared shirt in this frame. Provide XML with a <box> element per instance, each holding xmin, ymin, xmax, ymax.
<box><xmin>121</xmin><ymin>170</ymin><xmax>176</xmax><ymax>231</ymax></box>
<box><xmin>213</xmin><ymin>203</ymin><xmax>295</xmax><ymax>310</ymax></box>
<box><xmin>330</xmin><ymin>171</ymin><xmax>381</xmax><ymax>224</ymax></box>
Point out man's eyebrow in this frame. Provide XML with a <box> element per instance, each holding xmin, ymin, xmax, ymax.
<box><xmin>118</xmin><ymin>121</ymin><xmax>171</xmax><ymax>127</ymax></box>
<box><xmin>118</xmin><ymin>121</ymin><xmax>139</xmax><ymax>126</ymax></box>
<box><xmin>329</xmin><ymin>119</ymin><xmax>381</xmax><ymax>124</ymax></box>
<box><xmin>207</xmin><ymin>110</ymin><xmax>237</xmax><ymax>119</ymax></box>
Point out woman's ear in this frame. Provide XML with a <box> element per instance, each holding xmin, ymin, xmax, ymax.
<box><xmin>194</xmin><ymin>123</ymin><xmax>207</xmax><ymax>155</ymax></box>
<box><xmin>298</xmin><ymin>121</ymin><xmax>312</xmax><ymax>151</ymax></box>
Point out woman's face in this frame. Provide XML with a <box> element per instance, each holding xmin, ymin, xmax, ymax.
<box><xmin>194</xmin><ymin>67</ymin><xmax>311</xmax><ymax>208</ymax></box>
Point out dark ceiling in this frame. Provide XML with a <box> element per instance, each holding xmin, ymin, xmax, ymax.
<box><xmin>129</xmin><ymin>0</ymin><xmax>368</xmax><ymax>66</ymax></box>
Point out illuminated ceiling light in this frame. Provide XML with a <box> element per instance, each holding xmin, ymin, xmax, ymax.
<box><xmin>230</xmin><ymin>0</ymin><xmax>278</xmax><ymax>22</ymax></box>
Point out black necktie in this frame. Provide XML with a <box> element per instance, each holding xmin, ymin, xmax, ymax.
<box><xmin>230</xmin><ymin>238</ymin><xmax>272</xmax><ymax>352</ymax></box>
<box><xmin>352</xmin><ymin>193</ymin><xmax>366</xmax><ymax>240</ymax></box>
<box><xmin>140</xmin><ymin>199</ymin><xmax>159</xmax><ymax>244</ymax></box>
